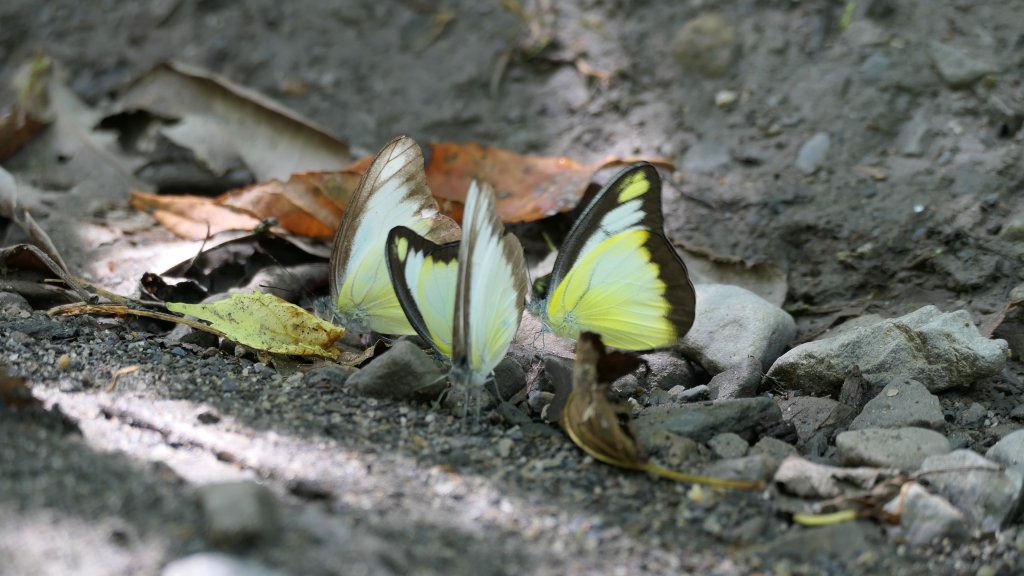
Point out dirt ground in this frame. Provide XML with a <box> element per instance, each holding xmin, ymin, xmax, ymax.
<box><xmin>2</xmin><ymin>0</ymin><xmax>1024</xmax><ymax>574</ymax></box>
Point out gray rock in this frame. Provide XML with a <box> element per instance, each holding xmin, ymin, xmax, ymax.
<box><xmin>766</xmin><ymin>306</ymin><xmax>1007</xmax><ymax>396</ymax></box>
<box><xmin>348</xmin><ymin>340</ymin><xmax>446</xmax><ymax>400</ymax></box>
<box><xmin>773</xmin><ymin>455</ymin><xmax>889</xmax><ymax>499</ymax></box>
<box><xmin>700</xmin><ymin>453</ymin><xmax>775</xmax><ymax>485</ymax></box>
<box><xmin>682</xmin><ymin>140</ymin><xmax>732</xmax><ymax>174</ymax></box>
<box><xmin>986</xmin><ymin>429</ymin><xmax>1024</xmax><ymax>469</ymax></box>
<box><xmin>708</xmin><ymin>432</ymin><xmax>749</xmax><ymax>459</ymax></box>
<box><xmin>761</xmin><ymin>521</ymin><xmax>884</xmax><ymax>568</ymax></box>
<box><xmin>708</xmin><ymin>356</ymin><xmax>761</xmax><ymax>399</ymax></box>
<box><xmin>302</xmin><ymin>365</ymin><xmax>355</xmax><ymax>388</ymax></box>
<box><xmin>680</xmin><ymin>284</ymin><xmax>796</xmax><ymax>373</ymax></box>
<box><xmin>884</xmin><ymin>482</ymin><xmax>969</xmax><ymax>547</ymax></box>
<box><xmin>670</xmin><ymin>13</ymin><xmax>739</xmax><ymax>78</ymax></box>
<box><xmin>778</xmin><ymin>396</ymin><xmax>856</xmax><ymax>447</ymax></box>
<box><xmin>750</xmin><ymin>437</ymin><xmax>799</xmax><ymax>464</ymax></box>
<box><xmin>849</xmin><ymin>379</ymin><xmax>945</xmax><ymax>431</ymax></box>
<box><xmin>162</xmin><ymin>553</ymin><xmax>286</xmax><ymax>576</ymax></box>
<box><xmin>795</xmin><ymin>132</ymin><xmax>830</xmax><ymax>175</ymax></box>
<box><xmin>492</xmin><ymin>356</ymin><xmax>526</xmax><ymax>401</ymax></box>
<box><xmin>0</xmin><ymin>291</ymin><xmax>31</xmax><ymax>315</ymax></box>
<box><xmin>918</xmin><ymin>449</ymin><xmax>1024</xmax><ymax>531</ymax></box>
<box><xmin>642</xmin><ymin>352</ymin><xmax>695</xmax><ymax>390</ymax></box>
<box><xmin>198</xmin><ymin>481</ymin><xmax>278</xmax><ymax>546</ymax></box>
<box><xmin>635</xmin><ymin>397</ymin><xmax>783</xmax><ymax>444</ymax></box>
<box><xmin>667</xmin><ymin>384</ymin><xmax>709</xmax><ymax>403</ymax></box>
<box><xmin>836</xmin><ymin>427</ymin><xmax>951</xmax><ymax>471</ymax></box>
<box><xmin>860</xmin><ymin>52</ymin><xmax>891</xmax><ymax>83</ymax></box>
<box><xmin>956</xmin><ymin>402</ymin><xmax>987</xmax><ymax>428</ymax></box>
<box><xmin>896</xmin><ymin>108</ymin><xmax>931</xmax><ymax>157</ymax></box>
<box><xmin>649</xmin><ymin>431</ymin><xmax>701</xmax><ymax>469</ymax></box>
<box><xmin>929</xmin><ymin>42</ymin><xmax>998</xmax><ymax>88</ymax></box>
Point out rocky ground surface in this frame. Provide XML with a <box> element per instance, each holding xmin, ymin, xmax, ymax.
<box><xmin>3</xmin><ymin>0</ymin><xmax>1024</xmax><ymax>575</ymax></box>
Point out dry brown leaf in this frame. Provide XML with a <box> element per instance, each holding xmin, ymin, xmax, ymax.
<box><xmin>129</xmin><ymin>192</ymin><xmax>263</xmax><ymax>240</ymax></box>
<box><xmin>114</xmin><ymin>62</ymin><xmax>353</xmax><ymax>181</ymax></box>
<box><xmin>559</xmin><ymin>333</ymin><xmax>763</xmax><ymax>490</ymax></box>
<box><xmin>424</xmin><ymin>142</ymin><xmax>673</xmax><ymax>223</ymax></box>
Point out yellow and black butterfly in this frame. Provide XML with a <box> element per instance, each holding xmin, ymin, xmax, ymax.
<box><xmin>386</xmin><ymin>181</ymin><xmax>528</xmax><ymax>394</ymax></box>
<box><xmin>529</xmin><ymin>162</ymin><xmax>696</xmax><ymax>350</ymax></box>
<box><xmin>328</xmin><ymin>136</ymin><xmax>458</xmax><ymax>334</ymax></box>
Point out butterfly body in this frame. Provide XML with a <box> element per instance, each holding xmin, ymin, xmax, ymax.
<box><xmin>531</xmin><ymin>163</ymin><xmax>696</xmax><ymax>350</ymax></box>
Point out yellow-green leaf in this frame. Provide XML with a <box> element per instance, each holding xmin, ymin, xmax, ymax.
<box><xmin>167</xmin><ymin>292</ymin><xmax>344</xmax><ymax>359</ymax></box>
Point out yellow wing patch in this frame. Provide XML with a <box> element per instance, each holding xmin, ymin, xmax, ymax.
<box><xmin>416</xmin><ymin>254</ymin><xmax>458</xmax><ymax>356</ymax></box>
<box><xmin>547</xmin><ymin>229</ymin><xmax>677</xmax><ymax>350</ymax></box>
<box><xmin>616</xmin><ymin>170</ymin><xmax>651</xmax><ymax>202</ymax></box>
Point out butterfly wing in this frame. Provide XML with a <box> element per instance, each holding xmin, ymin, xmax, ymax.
<box><xmin>385</xmin><ymin>226</ymin><xmax>460</xmax><ymax>357</ymax></box>
<box><xmin>548</xmin><ymin>163</ymin><xmax>666</xmax><ymax>290</ymax></box>
<box><xmin>546</xmin><ymin>229</ymin><xmax>695</xmax><ymax>349</ymax></box>
<box><xmin>330</xmin><ymin>135</ymin><xmax>457</xmax><ymax>334</ymax></box>
<box><xmin>452</xmin><ymin>181</ymin><xmax>528</xmax><ymax>388</ymax></box>
<box><xmin>542</xmin><ymin>163</ymin><xmax>696</xmax><ymax>350</ymax></box>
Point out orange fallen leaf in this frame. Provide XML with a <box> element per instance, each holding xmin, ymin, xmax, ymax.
<box><xmin>130</xmin><ymin>192</ymin><xmax>263</xmax><ymax>240</ymax></box>
<box><xmin>133</xmin><ymin>141</ymin><xmax>673</xmax><ymax>240</ymax></box>
<box><xmin>423</xmin><ymin>142</ymin><xmax>673</xmax><ymax>223</ymax></box>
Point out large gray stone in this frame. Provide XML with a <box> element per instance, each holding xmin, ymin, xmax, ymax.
<box><xmin>778</xmin><ymin>396</ymin><xmax>856</xmax><ymax>446</ymax></box>
<box><xmin>837</xmin><ymin>427</ymin><xmax>951</xmax><ymax>471</ymax></box>
<box><xmin>635</xmin><ymin>397</ymin><xmax>782</xmax><ymax>444</ymax></box>
<box><xmin>680</xmin><ymin>284</ymin><xmax>796</xmax><ymax>374</ymax></box>
<box><xmin>986</xmin><ymin>429</ymin><xmax>1024</xmax><ymax>470</ymax></box>
<box><xmin>929</xmin><ymin>41</ymin><xmax>998</xmax><ymax>88</ymax></box>
<box><xmin>348</xmin><ymin>340</ymin><xmax>446</xmax><ymax>400</ymax></box>
<box><xmin>884</xmin><ymin>482</ymin><xmax>969</xmax><ymax>547</ymax></box>
<box><xmin>918</xmin><ymin>450</ymin><xmax>1024</xmax><ymax>531</ymax></box>
<box><xmin>641</xmin><ymin>352</ymin><xmax>696</xmax><ymax>391</ymax></box>
<box><xmin>848</xmin><ymin>379</ymin><xmax>945</xmax><ymax>431</ymax></box>
<box><xmin>766</xmin><ymin>306</ymin><xmax>1007</xmax><ymax>396</ymax></box>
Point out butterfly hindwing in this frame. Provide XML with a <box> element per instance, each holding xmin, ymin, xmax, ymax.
<box><xmin>385</xmin><ymin>226</ymin><xmax>460</xmax><ymax>356</ymax></box>
<box><xmin>330</xmin><ymin>135</ymin><xmax>457</xmax><ymax>334</ymax></box>
<box><xmin>541</xmin><ymin>162</ymin><xmax>695</xmax><ymax>350</ymax></box>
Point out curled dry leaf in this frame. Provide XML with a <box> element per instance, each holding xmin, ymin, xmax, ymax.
<box><xmin>559</xmin><ymin>333</ymin><xmax>763</xmax><ymax>490</ymax></box>
<box><xmin>166</xmin><ymin>292</ymin><xmax>345</xmax><ymax>359</ymax></box>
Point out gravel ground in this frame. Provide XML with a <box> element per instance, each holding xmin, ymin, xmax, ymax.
<box><xmin>3</xmin><ymin>0</ymin><xmax>1024</xmax><ymax>574</ymax></box>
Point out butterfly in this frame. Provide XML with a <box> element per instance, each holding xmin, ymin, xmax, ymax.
<box><xmin>328</xmin><ymin>136</ymin><xmax>459</xmax><ymax>334</ymax></box>
<box><xmin>528</xmin><ymin>162</ymin><xmax>696</xmax><ymax>350</ymax></box>
<box><xmin>386</xmin><ymin>180</ymin><xmax>528</xmax><ymax>396</ymax></box>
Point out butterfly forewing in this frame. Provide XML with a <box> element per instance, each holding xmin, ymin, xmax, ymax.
<box><xmin>330</xmin><ymin>135</ymin><xmax>455</xmax><ymax>334</ymax></box>
<box><xmin>541</xmin><ymin>162</ymin><xmax>696</xmax><ymax>350</ymax></box>
<box><xmin>549</xmin><ymin>163</ymin><xmax>665</xmax><ymax>290</ymax></box>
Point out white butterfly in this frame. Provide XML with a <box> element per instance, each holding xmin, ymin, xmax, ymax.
<box><xmin>387</xmin><ymin>181</ymin><xmax>528</xmax><ymax>404</ymax></box>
